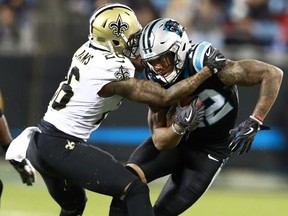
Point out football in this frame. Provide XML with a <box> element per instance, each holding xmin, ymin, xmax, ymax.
<box><xmin>179</xmin><ymin>96</ymin><xmax>202</xmax><ymax>108</ymax></box>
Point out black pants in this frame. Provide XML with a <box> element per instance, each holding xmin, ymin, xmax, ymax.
<box><xmin>152</xmin><ymin>151</ymin><xmax>227</xmax><ymax>216</ymax></box>
<box><xmin>27</xmin><ymin>132</ymin><xmax>153</xmax><ymax>216</ymax></box>
<box><xmin>113</xmin><ymin>137</ymin><xmax>229</xmax><ymax>216</ymax></box>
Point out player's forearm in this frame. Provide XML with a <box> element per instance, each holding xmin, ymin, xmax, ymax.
<box><xmin>0</xmin><ymin>116</ymin><xmax>12</xmax><ymax>149</ymax></box>
<box><xmin>117</xmin><ymin>67</ymin><xmax>212</xmax><ymax>106</ymax></box>
<box><xmin>152</xmin><ymin>126</ymin><xmax>183</xmax><ymax>150</ymax></box>
<box><xmin>253</xmin><ymin>66</ymin><xmax>283</xmax><ymax>120</ymax></box>
<box><xmin>118</xmin><ymin>67</ymin><xmax>211</xmax><ymax>106</ymax></box>
<box><xmin>163</xmin><ymin>67</ymin><xmax>212</xmax><ymax>104</ymax></box>
<box><xmin>220</xmin><ymin>60</ymin><xmax>283</xmax><ymax>121</ymax></box>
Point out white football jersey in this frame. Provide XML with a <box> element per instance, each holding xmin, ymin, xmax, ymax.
<box><xmin>43</xmin><ymin>41</ymin><xmax>135</xmax><ymax>140</ymax></box>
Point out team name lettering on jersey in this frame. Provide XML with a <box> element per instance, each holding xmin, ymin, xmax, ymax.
<box><xmin>74</xmin><ymin>50</ymin><xmax>94</xmax><ymax>65</ymax></box>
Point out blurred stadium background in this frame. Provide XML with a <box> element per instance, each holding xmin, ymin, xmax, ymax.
<box><xmin>0</xmin><ymin>0</ymin><xmax>288</xmax><ymax>215</ymax></box>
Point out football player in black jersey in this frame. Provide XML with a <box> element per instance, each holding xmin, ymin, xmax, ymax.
<box><xmin>109</xmin><ymin>18</ymin><xmax>283</xmax><ymax>216</ymax></box>
<box><xmin>0</xmin><ymin>90</ymin><xmax>35</xmax><ymax>205</ymax></box>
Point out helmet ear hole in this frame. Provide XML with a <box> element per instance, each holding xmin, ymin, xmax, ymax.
<box><xmin>112</xmin><ymin>40</ymin><xmax>120</xmax><ymax>46</ymax></box>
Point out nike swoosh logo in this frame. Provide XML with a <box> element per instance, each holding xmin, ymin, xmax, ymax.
<box><xmin>185</xmin><ymin>110</ymin><xmax>193</xmax><ymax>122</ymax></box>
<box><xmin>208</xmin><ymin>154</ymin><xmax>219</xmax><ymax>162</ymax></box>
<box><xmin>215</xmin><ymin>56</ymin><xmax>226</xmax><ymax>61</ymax></box>
<box><xmin>243</xmin><ymin>127</ymin><xmax>254</xmax><ymax>135</ymax></box>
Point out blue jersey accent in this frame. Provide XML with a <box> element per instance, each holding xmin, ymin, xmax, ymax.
<box><xmin>10</xmin><ymin>127</ymin><xmax>286</xmax><ymax>150</ymax></box>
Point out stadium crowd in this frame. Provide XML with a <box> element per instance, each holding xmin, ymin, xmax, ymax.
<box><xmin>1</xmin><ymin>0</ymin><xmax>288</xmax><ymax>55</ymax></box>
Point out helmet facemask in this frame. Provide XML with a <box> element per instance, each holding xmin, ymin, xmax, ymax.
<box><xmin>141</xmin><ymin>51</ymin><xmax>180</xmax><ymax>84</ymax></box>
<box><xmin>123</xmin><ymin>30</ymin><xmax>142</xmax><ymax>59</ymax></box>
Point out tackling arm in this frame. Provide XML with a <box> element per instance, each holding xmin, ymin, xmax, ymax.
<box><xmin>102</xmin><ymin>66</ymin><xmax>213</xmax><ymax>106</ymax></box>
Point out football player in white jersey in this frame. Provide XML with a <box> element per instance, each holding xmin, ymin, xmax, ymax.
<box><xmin>5</xmin><ymin>4</ymin><xmax>227</xmax><ymax>216</ymax></box>
<box><xmin>109</xmin><ymin>18</ymin><xmax>283</xmax><ymax>216</ymax></box>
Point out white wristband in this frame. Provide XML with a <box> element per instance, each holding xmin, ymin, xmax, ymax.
<box><xmin>249</xmin><ymin>115</ymin><xmax>263</xmax><ymax>125</ymax></box>
<box><xmin>172</xmin><ymin>123</ymin><xmax>186</xmax><ymax>136</ymax></box>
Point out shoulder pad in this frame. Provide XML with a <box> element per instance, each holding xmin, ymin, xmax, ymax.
<box><xmin>189</xmin><ymin>41</ymin><xmax>212</xmax><ymax>72</ymax></box>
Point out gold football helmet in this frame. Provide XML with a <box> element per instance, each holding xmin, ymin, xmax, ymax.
<box><xmin>88</xmin><ymin>3</ymin><xmax>142</xmax><ymax>55</ymax></box>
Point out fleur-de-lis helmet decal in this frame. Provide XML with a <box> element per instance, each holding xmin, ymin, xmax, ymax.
<box><xmin>109</xmin><ymin>15</ymin><xmax>129</xmax><ymax>37</ymax></box>
<box><xmin>88</xmin><ymin>3</ymin><xmax>142</xmax><ymax>55</ymax></box>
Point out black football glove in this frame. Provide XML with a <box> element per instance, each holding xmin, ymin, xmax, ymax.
<box><xmin>174</xmin><ymin>97</ymin><xmax>205</xmax><ymax>131</ymax></box>
<box><xmin>203</xmin><ymin>46</ymin><xmax>227</xmax><ymax>74</ymax></box>
<box><xmin>229</xmin><ymin>116</ymin><xmax>270</xmax><ymax>155</ymax></box>
<box><xmin>10</xmin><ymin>159</ymin><xmax>35</xmax><ymax>186</ymax></box>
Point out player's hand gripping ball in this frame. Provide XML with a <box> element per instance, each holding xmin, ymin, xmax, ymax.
<box><xmin>175</xmin><ymin>96</ymin><xmax>205</xmax><ymax>131</ymax></box>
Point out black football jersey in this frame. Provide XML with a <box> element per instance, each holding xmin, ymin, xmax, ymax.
<box><xmin>146</xmin><ymin>41</ymin><xmax>239</xmax><ymax>155</ymax></box>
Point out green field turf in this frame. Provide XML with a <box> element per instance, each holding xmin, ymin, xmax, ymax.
<box><xmin>1</xmin><ymin>160</ymin><xmax>288</xmax><ymax>216</ymax></box>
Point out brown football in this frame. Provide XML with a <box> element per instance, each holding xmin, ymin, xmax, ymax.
<box><xmin>179</xmin><ymin>96</ymin><xmax>202</xmax><ymax>108</ymax></box>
